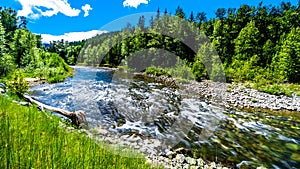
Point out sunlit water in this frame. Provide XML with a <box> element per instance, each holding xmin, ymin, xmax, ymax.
<box><xmin>29</xmin><ymin>66</ymin><xmax>300</xmax><ymax>168</ymax></box>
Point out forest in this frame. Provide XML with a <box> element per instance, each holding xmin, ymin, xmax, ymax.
<box><xmin>62</xmin><ymin>1</ymin><xmax>300</xmax><ymax>96</ymax></box>
<box><xmin>1</xmin><ymin>2</ymin><xmax>300</xmax><ymax>95</ymax></box>
<box><xmin>0</xmin><ymin>7</ymin><xmax>73</xmax><ymax>92</ymax></box>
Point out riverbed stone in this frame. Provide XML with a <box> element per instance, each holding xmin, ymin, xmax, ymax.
<box><xmin>185</xmin><ymin>157</ymin><xmax>197</xmax><ymax>165</ymax></box>
<box><xmin>0</xmin><ymin>83</ymin><xmax>6</xmax><ymax>89</ymax></box>
<box><xmin>197</xmin><ymin>158</ymin><xmax>205</xmax><ymax>166</ymax></box>
<box><xmin>183</xmin><ymin>163</ymin><xmax>190</xmax><ymax>169</ymax></box>
<box><xmin>175</xmin><ymin>154</ymin><xmax>185</xmax><ymax>163</ymax></box>
<box><xmin>166</xmin><ymin>150</ymin><xmax>176</xmax><ymax>158</ymax></box>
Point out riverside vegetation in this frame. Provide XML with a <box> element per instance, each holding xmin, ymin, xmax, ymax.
<box><xmin>0</xmin><ymin>95</ymin><xmax>154</xmax><ymax>169</ymax></box>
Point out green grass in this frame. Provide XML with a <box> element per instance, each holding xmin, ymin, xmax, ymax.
<box><xmin>0</xmin><ymin>95</ymin><xmax>154</xmax><ymax>169</ymax></box>
<box><xmin>252</xmin><ymin>83</ymin><xmax>300</xmax><ymax>97</ymax></box>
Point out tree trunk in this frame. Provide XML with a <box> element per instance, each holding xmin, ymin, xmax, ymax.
<box><xmin>23</xmin><ymin>94</ymin><xmax>88</xmax><ymax>127</ymax></box>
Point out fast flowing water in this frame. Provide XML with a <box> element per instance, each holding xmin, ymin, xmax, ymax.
<box><xmin>29</xmin><ymin>66</ymin><xmax>300</xmax><ymax>168</ymax></box>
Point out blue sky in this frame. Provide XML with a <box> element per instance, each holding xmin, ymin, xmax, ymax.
<box><xmin>1</xmin><ymin>0</ymin><xmax>299</xmax><ymax>43</ymax></box>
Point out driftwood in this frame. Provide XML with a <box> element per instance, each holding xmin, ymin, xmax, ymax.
<box><xmin>23</xmin><ymin>94</ymin><xmax>88</xmax><ymax>127</ymax></box>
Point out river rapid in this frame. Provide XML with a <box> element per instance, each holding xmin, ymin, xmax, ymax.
<box><xmin>29</xmin><ymin>66</ymin><xmax>300</xmax><ymax>168</ymax></box>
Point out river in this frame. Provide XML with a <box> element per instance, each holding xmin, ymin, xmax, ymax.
<box><xmin>29</xmin><ymin>66</ymin><xmax>300</xmax><ymax>168</ymax></box>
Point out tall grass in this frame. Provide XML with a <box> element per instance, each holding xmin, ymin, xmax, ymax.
<box><xmin>0</xmin><ymin>95</ymin><xmax>154</xmax><ymax>169</ymax></box>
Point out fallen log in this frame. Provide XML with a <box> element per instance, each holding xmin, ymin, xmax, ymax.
<box><xmin>23</xmin><ymin>94</ymin><xmax>88</xmax><ymax>127</ymax></box>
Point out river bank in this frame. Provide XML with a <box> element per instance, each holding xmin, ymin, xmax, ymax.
<box><xmin>0</xmin><ymin>94</ymin><xmax>154</xmax><ymax>169</ymax></box>
<box><xmin>181</xmin><ymin>80</ymin><xmax>300</xmax><ymax>113</ymax></box>
<box><xmin>21</xmin><ymin>67</ymin><xmax>300</xmax><ymax>168</ymax></box>
<box><xmin>133</xmin><ymin>70</ymin><xmax>300</xmax><ymax>113</ymax></box>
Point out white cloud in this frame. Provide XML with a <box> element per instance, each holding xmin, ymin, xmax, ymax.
<box><xmin>17</xmin><ymin>0</ymin><xmax>81</xmax><ymax>19</ymax></box>
<box><xmin>123</xmin><ymin>0</ymin><xmax>149</xmax><ymax>8</ymax></box>
<box><xmin>38</xmin><ymin>30</ymin><xmax>108</xmax><ymax>44</ymax></box>
<box><xmin>81</xmin><ymin>4</ymin><xmax>92</xmax><ymax>17</ymax></box>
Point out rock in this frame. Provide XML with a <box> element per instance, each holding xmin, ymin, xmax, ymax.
<box><xmin>175</xmin><ymin>154</ymin><xmax>185</xmax><ymax>164</ymax></box>
<box><xmin>24</xmin><ymin>77</ymin><xmax>39</xmax><ymax>82</ymax></box>
<box><xmin>190</xmin><ymin>166</ymin><xmax>200</xmax><ymax>169</ymax></box>
<box><xmin>0</xmin><ymin>88</ymin><xmax>4</xmax><ymax>94</ymax></box>
<box><xmin>210</xmin><ymin>162</ymin><xmax>217</xmax><ymax>168</ymax></box>
<box><xmin>203</xmin><ymin>164</ymin><xmax>210</xmax><ymax>169</ymax></box>
<box><xmin>291</xmin><ymin>153</ymin><xmax>300</xmax><ymax>162</ymax></box>
<box><xmin>256</xmin><ymin>167</ymin><xmax>267</xmax><ymax>169</ymax></box>
<box><xmin>185</xmin><ymin>157</ymin><xmax>197</xmax><ymax>165</ymax></box>
<box><xmin>183</xmin><ymin>164</ymin><xmax>190</xmax><ymax>169</ymax></box>
<box><xmin>0</xmin><ymin>83</ymin><xmax>6</xmax><ymax>89</ymax></box>
<box><xmin>174</xmin><ymin>147</ymin><xmax>192</xmax><ymax>156</ymax></box>
<box><xmin>285</xmin><ymin>143</ymin><xmax>300</xmax><ymax>151</ymax></box>
<box><xmin>97</xmin><ymin>128</ymin><xmax>109</xmax><ymax>136</ymax></box>
<box><xmin>197</xmin><ymin>158</ymin><xmax>205</xmax><ymax>166</ymax></box>
<box><xmin>165</xmin><ymin>150</ymin><xmax>176</xmax><ymax>159</ymax></box>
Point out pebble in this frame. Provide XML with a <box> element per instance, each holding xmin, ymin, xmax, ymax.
<box><xmin>185</xmin><ymin>156</ymin><xmax>197</xmax><ymax>165</ymax></box>
<box><xmin>0</xmin><ymin>83</ymin><xmax>6</xmax><ymax>89</ymax></box>
<box><xmin>0</xmin><ymin>88</ymin><xmax>5</xmax><ymax>94</ymax></box>
<box><xmin>183</xmin><ymin>81</ymin><xmax>300</xmax><ymax>112</ymax></box>
<box><xmin>175</xmin><ymin>154</ymin><xmax>185</xmax><ymax>163</ymax></box>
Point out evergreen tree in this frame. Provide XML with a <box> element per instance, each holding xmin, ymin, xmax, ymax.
<box><xmin>273</xmin><ymin>27</ymin><xmax>300</xmax><ymax>82</ymax></box>
<box><xmin>189</xmin><ymin>11</ymin><xmax>195</xmax><ymax>22</ymax></box>
<box><xmin>234</xmin><ymin>21</ymin><xmax>260</xmax><ymax>61</ymax></box>
<box><xmin>175</xmin><ymin>6</ymin><xmax>185</xmax><ymax>19</ymax></box>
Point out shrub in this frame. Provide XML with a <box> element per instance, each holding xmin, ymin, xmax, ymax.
<box><xmin>145</xmin><ymin>66</ymin><xmax>171</xmax><ymax>77</ymax></box>
<box><xmin>7</xmin><ymin>70</ymin><xmax>29</xmax><ymax>96</ymax></box>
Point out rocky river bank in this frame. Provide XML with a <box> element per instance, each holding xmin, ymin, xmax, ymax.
<box><xmin>2</xmin><ymin>68</ymin><xmax>299</xmax><ymax>169</ymax></box>
<box><xmin>181</xmin><ymin>80</ymin><xmax>300</xmax><ymax>112</ymax></box>
<box><xmin>141</xmin><ymin>72</ymin><xmax>300</xmax><ymax>112</ymax></box>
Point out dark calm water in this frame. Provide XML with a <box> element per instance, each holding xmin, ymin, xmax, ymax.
<box><xmin>29</xmin><ymin>66</ymin><xmax>300</xmax><ymax>168</ymax></box>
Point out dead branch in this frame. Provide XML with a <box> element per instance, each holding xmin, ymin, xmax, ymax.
<box><xmin>23</xmin><ymin>94</ymin><xmax>88</xmax><ymax>127</ymax></box>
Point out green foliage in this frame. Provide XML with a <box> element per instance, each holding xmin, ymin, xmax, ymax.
<box><xmin>47</xmin><ymin>40</ymin><xmax>84</xmax><ymax>65</ymax></box>
<box><xmin>145</xmin><ymin>66</ymin><xmax>171</xmax><ymax>77</ymax></box>
<box><xmin>40</xmin><ymin>52</ymin><xmax>73</xmax><ymax>83</ymax></box>
<box><xmin>0</xmin><ymin>22</ymin><xmax>15</xmax><ymax>76</ymax></box>
<box><xmin>272</xmin><ymin>27</ymin><xmax>300</xmax><ymax>83</ymax></box>
<box><xmin>0</xmin><ymin>95</ymin><xmax>154</xmax><ymax>169</ymax></box>
<box><xmin>0</xmin><ymin>7</ymin><xmax>18</xmax><ymax>43</ymax></box>
<box><xmin>10</xmin><ymin>28</ymin><xmax>39</xmax><ymax>68</ymax></box>
<box><xmin>234</xmin><ymin>21</ymin><xmax>260</xmax><ymax>61</ymax></box>
<box><xmin>167</xmin><ymin>58</ymin><xmax>194</xmax><ymax>81</ymax></box>
<box><xmin>229</xmin><ymin>55</ymin><xmax>261</xmax><ymax>82</ymax></box>
<box><xmin>256</xmin><ymin>83</ymin><xmax>300</xmax><ymax>97</ymax></box>
<box><xmin>7</xmin><ymin>70</ymin><xmax>29</xmax><ymax>96</ymax></box>
<box><xmin>0</xmin><ymin>53</ymin><xmax>15</xmax><ymax>76</ymax></box>
<box><xmin>0</xmin><ymin>7</ymin><xmax>72</xmax><ymax>83</ymax></box>
<box><xmin>192</xmin><ymin>59</ymin><xmax>206</xmax><ymax>81</ymax></box>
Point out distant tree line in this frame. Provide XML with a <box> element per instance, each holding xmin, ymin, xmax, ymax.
<box><xmin>45</xmin><ymin>40</ymin><xmax>85</xmax><ymax>65</ymax></box>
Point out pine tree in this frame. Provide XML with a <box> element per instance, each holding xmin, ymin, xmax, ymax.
<box><xmin>234</xmin><ymin>21</ymin><xmax>260</xmax><ymax>61</ymax></box>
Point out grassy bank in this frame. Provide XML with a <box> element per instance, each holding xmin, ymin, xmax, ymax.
<box><xmin>0</xmin><ymin>95</ymin><xmax>154</xmax><ymax>169</ymax></box>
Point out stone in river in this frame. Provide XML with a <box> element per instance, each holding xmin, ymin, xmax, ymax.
<box><xmin>0</xmin><ymin>83</ymin><xmax>6</xmax><ymax>89</ymax></box>
<box><xmin>175</xmin><ymin>154</ymin><xmax>185</xmax><ymax>163</ymax></box>
<box><xmin>285</xmin><ymin>143</ymin><xmax>300</xmax><ymax>151</ymax></box>
<box><xmin>0</xmin><ymin>88</ymin><xmax>4</xmax><ymax>94</ymax></box>
<box><xmin>291</xmin><ymin>153</ymin><xmax>300</xmax><ymax>162</ymax></box>
<box><xmin>165</xmin><ymin>150</ymin><xmax>176</xmax><ymax>159</ymax></box>
<box><xmin>185</xmin><ymin>156</ymin><xmax>197</xmax><ymax>165</ymax></box>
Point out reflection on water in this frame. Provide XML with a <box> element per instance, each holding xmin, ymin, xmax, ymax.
<box><xmin>29</xmin><ymin>66</ymin><xmax>300</xmax><ymax>168</ymax></box>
